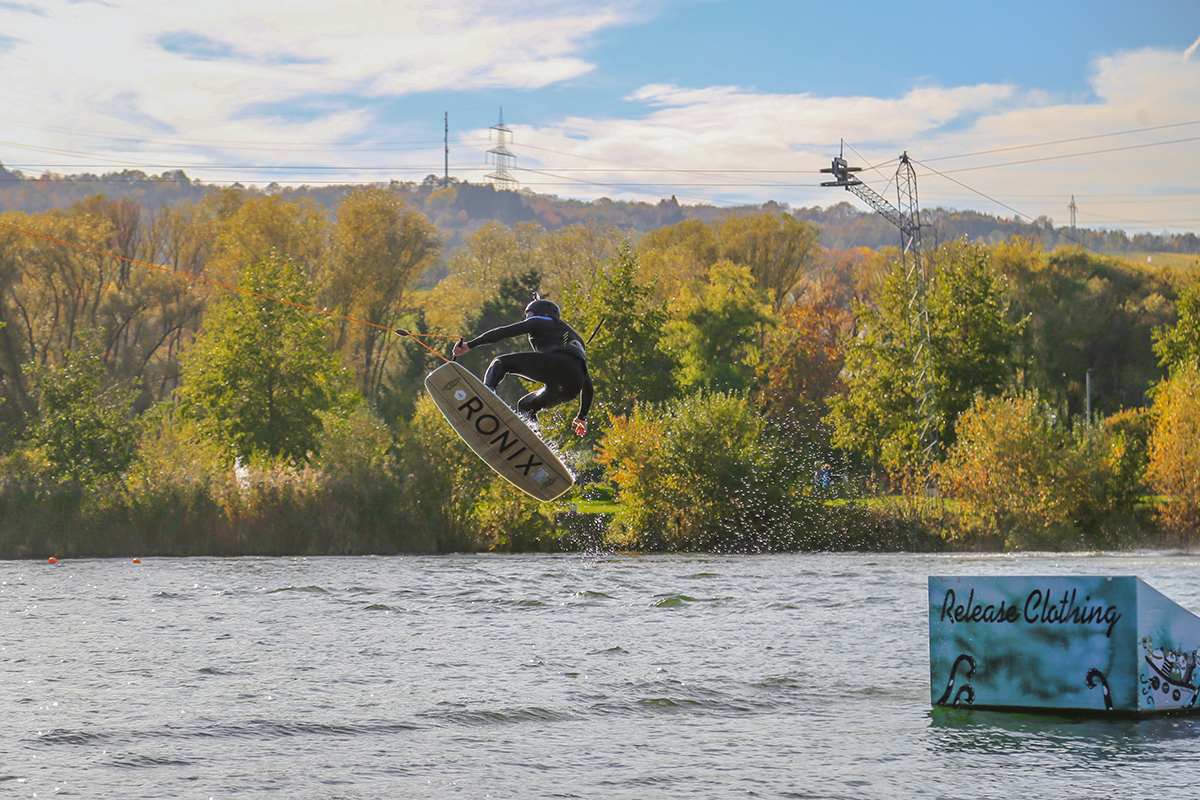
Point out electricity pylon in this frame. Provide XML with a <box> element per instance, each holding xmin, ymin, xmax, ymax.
<box><xmin>485</xmin><ymin>108</ymin><xmax>517</xmax><ymax>191</ymax></box>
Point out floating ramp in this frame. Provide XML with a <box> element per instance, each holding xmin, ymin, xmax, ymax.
<box><xmin>929</xmin><ymin>576</ymin><xmax>1200</xmax><ymax>715</ymax></box>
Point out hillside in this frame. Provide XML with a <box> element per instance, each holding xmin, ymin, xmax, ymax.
<box><xmin>1</xmin><ymin>161</ymin><xmax>1198</xmax><ymax>258</ymax></box>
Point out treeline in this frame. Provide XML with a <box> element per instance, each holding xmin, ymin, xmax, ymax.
<box><xmin>0</xmin><ymin>187</ymin><xmax>1198</xmax><ymax>558</ymax></box>
<box><xmin>5</xmin><ymin>161</ymin><xmax>1198</xmax><ymax>260</ymax></box>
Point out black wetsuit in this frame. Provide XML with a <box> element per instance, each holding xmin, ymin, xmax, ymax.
<box><xmin>466</xmin><ymin>315</ymin><xmax>594</xmax><ymax>421</ymax></box>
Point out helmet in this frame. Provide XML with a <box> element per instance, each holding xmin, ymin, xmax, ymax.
<box><xmin>525</xmin><ymin>298</ymin><xmax>560</xmax><ymax>319</ymax></box>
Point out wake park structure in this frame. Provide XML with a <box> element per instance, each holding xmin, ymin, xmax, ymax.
<box><xmin>930</xmin><ymin>576</ymin><xmax>1200</xmax><ymax>715</ymax></box>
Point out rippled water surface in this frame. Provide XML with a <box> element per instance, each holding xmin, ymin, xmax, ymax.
<box><xmin>3</xmin><ymin>551</ymin><xmax>1200</xmax><ymax>799</ymax></box>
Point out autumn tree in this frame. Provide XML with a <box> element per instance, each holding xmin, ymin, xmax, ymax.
<box><xmin>61</xmin><ymin>195</ymin><xmax>140</xmax><ymax>292</ymax></box>
<box><xmin>638</xmin><ymin>213</ymin><xmax>821</xmax><ymax>311</ymax></box>
<box><xmin>535</xmin><ymin>222</ymin><xmax>621</xmax><ymax>313</ymax></box>
<box><xmin>758</xmin><ymin>299</ymin><xmax>846</xmax><ymax>430</ymax></box>
<box><xmin>426</xmin><ymin>221</ymin><xmax>544</xmax><ymax>334</ymax></box>
<box><xmin>4</xmin><ymin>203</ymin><xmax>206</xmax><ymax>429</ymax></box>
<box><xmin>0</xmin><ymin>225</ymin><xmax>35</xmax><ymax>424</ymax></box>
<box><xmin>143</xmin><ymin>197</ymin><xmax>216</xmax><ymax>279</ymax></box>
<box><xmin>1148</xmin><ymin>354</ymin><xmax>1200</xmax><ymax>538</ymax></box>
<box><xmin>114</xmin><ymin>202</ymin><xmax>213</xmax><ymax>403</ymax></box>
<box><xmin>718</xmin><ymin>213</ymin><xmax>822</xmax><ymax>311</ymax></box>
<box><xmin>207</xmin><ymin>194</ymin><xmax>327</xmax><ymax>285</ymax></box>
<box><xmin>943</xmin><ymin>392</ymin><xmax>1153</xmax><ymax>549</ymax></box>
<box><xmin>0</xmin><ymin>209</ymin><xmax>122</xmax><ymax>369</ymax></box>
<box><xmin>323</xmin><ymin>188</ymin><xmax>441</xmax><ymax>400</ymax></box>
<box><xmin>598</xmin><ymin>392</ymin><xmax>814</xmax><ymax>551</ymax></box>
<box><xmin>803</xmin><ymin>246</ymin><xmax>889</xmax><ymax>313</ymax></box>
<box><xmin>637</xmin><ymin>219</ymin><xmax>719</xmax><ymax>301</ymax></box>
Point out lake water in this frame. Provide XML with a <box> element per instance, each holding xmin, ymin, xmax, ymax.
<box><xmin>3</xmin><ymin>551</ymin><xmax>1200</xmax><ymax>799</ymax></box>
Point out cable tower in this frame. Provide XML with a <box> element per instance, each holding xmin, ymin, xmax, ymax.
<box><xmin>822</xmin><ymin>143</ymin><xmax>938</xmax><ymax>458</ymax></box>
<box><xmin>485</xmin><ymin>108</ymin><xmax>517</xmax><ymax>191</ymax></box>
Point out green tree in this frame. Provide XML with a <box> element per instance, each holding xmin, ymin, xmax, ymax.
<box><xmin>27</xmin><ymin>339</ymin><xmax>137</xmax><ymax>486</ymax></box>
<box><xmin>830</xmin><ymin>242</ymin><xmax>1020</xmax><ymax>473</ymax></box>
<box><xmin>598</xmin><ymin>392</ymin><xmax>814</xmax><ymax>550</ymax></box>
<box><xmin>1153</xmin><ymin>278</ymin><xmax>1200</xmax><ymax>374</ymax></box>
<box><xmin>996</xmin><ymin>239</ymin><xmax>1173</xmax><ymax>415</ymax></box>
<box><xmin>665</xmin><ymin>260</ymin><xmax>773</xmax><ymax>393</ymax></box>
<box><xmin>931</xmin><ymin>242</ymin><xmax>1022</xmax><ymax>421</ymax></box>
<box><xmin>579</xmin><ymin>245</ymin><xmax>677</xmax><ymax>418</ymax></box>
<box><xmin>178</xmin><ymin>254</ymin><xmax>355</xmax><ymax>461</ymax></box>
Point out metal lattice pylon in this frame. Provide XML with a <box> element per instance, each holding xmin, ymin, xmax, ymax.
<box><xmin>822</xmin><ymin>147</ymin><xmax>938</xmax><ymax>457</ymax></box>
<box><xmin>485</xmin><ymin>108</ymin><xmax>517</xmax><ymax>191</ymax></box>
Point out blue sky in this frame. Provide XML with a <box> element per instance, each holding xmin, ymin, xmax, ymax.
<box><xmin>2</xmin><ymin>0</ymin><xmax>1199</xmax><ymax>232</ymax></box>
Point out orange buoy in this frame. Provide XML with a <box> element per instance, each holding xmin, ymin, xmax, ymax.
<box><xmin>133</xmin><ymin>558</ymin><xmax>142</xmax><ymax>564</ymax></box>
<box><xmin>48</xmin><ymin>557</ymin><xmax>58</xmax><ymax>564</ymax></box>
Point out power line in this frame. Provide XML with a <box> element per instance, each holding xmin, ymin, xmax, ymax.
<box><xmin>922</xmin><ymin>119</ymin><xmax>1200</xmax><ymax>163</ymax></box>
<box><xmin>5</xmin><ymin>116</ymin><xmax>1198</xmax><ymax>181</ymax></box>
<box><xmin>4</xmin><ymin>129</ymin><xmax>1199</xmax><ymax>185</ymax></box>
<box><xmin>925</xmin><ymin>135</ymin><xmax>1200</xmax><ymax>176</ymax></box>
<box><xmin>4</xmin><ymin>120</ymin><xmax>1200</xmax><ymax>231</ymax></box>
<box><xmin>11</xmin><ymin>115</ymin><xmax>1199</xmax><ymax>160</ymax></box>
<box><xmin>910</xmin><ymin>157</ymin><xmax>1039</xmax><ymax>223</ymax></box>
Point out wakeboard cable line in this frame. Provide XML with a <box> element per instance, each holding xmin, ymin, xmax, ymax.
<box><xmin>586</xmin><ymin>317</ymin><xmax>605</xmax><ymax>345</ymax></box>
<box><xmin>393</xmin><ymin>328</ymin><xmax>457</xmax><ymax>363</ymax></box>
<box><xmin>0</xmin><ymin>219</ymin><xmax>458</xmax><ymax>363</ymax></box>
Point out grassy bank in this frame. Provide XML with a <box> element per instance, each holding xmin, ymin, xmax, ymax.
<box><xmin>0</xmin><ymin>481</ymin><xmax>960</xmax><ymax>560</ymax></box>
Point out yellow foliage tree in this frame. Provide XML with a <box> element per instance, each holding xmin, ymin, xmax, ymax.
<box><xmin>425</xmin><ymin>221</ymin><xmax>542</xmax><ymax>334</ymax></box>
<box><xmin>638</xmin><ymin>214</ymin><xmax>820</xmax><ymax>312</ymax></box>
<box><xmin>1147</xmin><ymin>362</ymin><xmax>1200</xmax><ymax>537</ymax></box>
<box><xmin>207</xmin><ymin>194</ymin><xmax>327</xmax><ymax>285</ymax></box>
<box><xmin>942</xmin><ymin>392</ymin><xmax>1151</xmax><ymax>549</ymax></box>
<box><xmin>323</xmin><ymin>187</ymin><xmax>441</xmax><ymax>399</ymax></box>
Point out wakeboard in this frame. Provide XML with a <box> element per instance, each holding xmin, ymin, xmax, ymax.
<box><xmin>424</xmin><ymin>361</ymin><xmax>574</xmax><ymax>502</ymax></box>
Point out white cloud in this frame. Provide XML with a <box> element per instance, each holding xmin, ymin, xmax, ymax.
<box><xmin>503</xmin><ymin>47</ymin><xmax>1200</xmax><ymax>232</ymax></box>
<box><xmin>1</xmin><ymin>0</ymin><xmax>1198</xmax><ymax>233</ymax></box>
<box><xmin>0</xmin><ymin>0</ymin><xmax>626</xmax><ymax>177</ymax></box>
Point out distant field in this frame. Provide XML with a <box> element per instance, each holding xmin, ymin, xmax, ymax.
<box><xmin>1115</xmin><ymin>252</ymin><xmax>1200</xmax><ymax>270</ymax></box>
